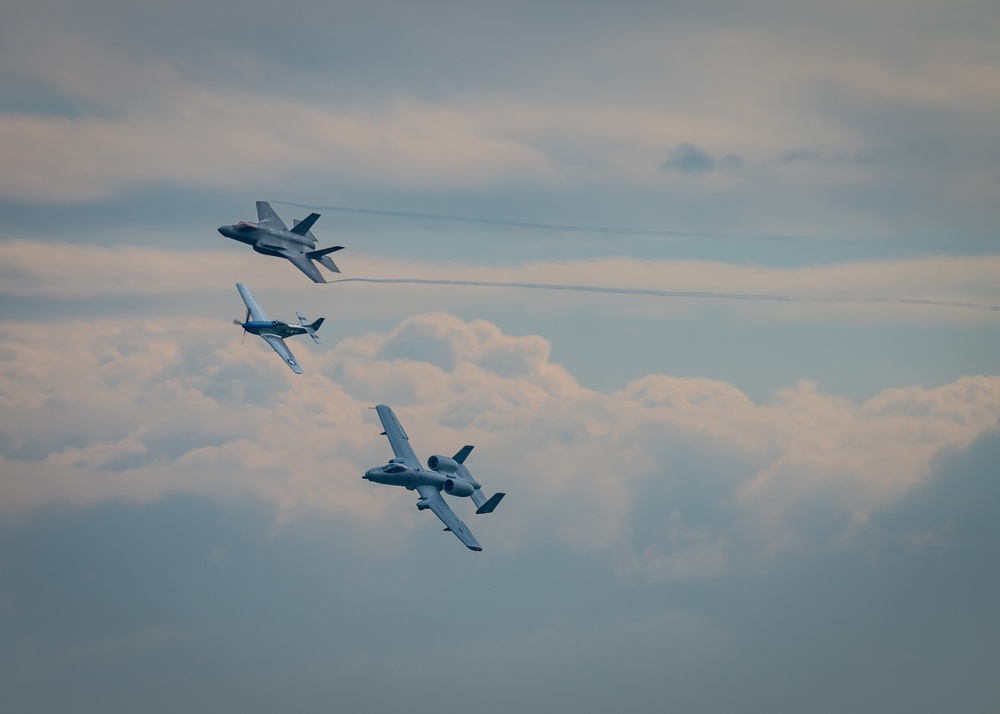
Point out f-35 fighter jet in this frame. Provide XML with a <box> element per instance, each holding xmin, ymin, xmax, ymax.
<box><xmin>219</xmin><ymin>201</ymin><xmax>344</xmax><ymax>283</ymax></box>
<box><xmin>234</xmin><ymin>283</ymin><xmax>323</xmax><ymax>374</ymax></box>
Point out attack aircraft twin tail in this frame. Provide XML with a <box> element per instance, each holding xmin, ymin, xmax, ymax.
<box><xmin>365</xmin><ymin>404</ymin><xmax>505</xmax><ymax>551</ymax></box>
<box><xmin>219</xmin><ymin>201</ymin><xmax>344</xmax><ymax>283</ymax></box>
<box><xmin>234</xmin><ymin>283</ymin><xmax>324</xmax><ymax>374</ymax></box>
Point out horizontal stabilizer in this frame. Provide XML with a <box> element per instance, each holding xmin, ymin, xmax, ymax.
<box><xmin>308</xmin><ymin>245</ymin><xmax>343</xmax><ymax>274</ymax></box>
<box><xmin>307</xmin><ymin>245</ymin><xmax>344</xmax><ymax>258</ymax></box>
<box><xmin>295</xmin><ymin>312</ymin><xmax>324</xmax><ymax>343</ymax></box>
<box><xmin>476</xmin><ymin>492</ymin><xmax>505</xmax><ymax>515</ymax></box>
<box><xmin>291</xmin><ymin>213</ymin><xmax>320</xmax><ymax>235</ymax></box>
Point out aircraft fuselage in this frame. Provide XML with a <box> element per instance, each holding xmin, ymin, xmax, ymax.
<box><xmin>218</xmin><ymin>224</ymin><xmax>312</xmax><ymax>252</ymax></box>
<box><xmin>364</xmin><ymin>463</ymin><xmax>448</xmax><ymax>491</ymax></box>
<box><xmin>241</xmin><ymin>320</ymin><xmax>308</xmax><ymax>339</ymax></box>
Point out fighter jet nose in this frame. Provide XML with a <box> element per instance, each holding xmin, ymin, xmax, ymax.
<box><xmin>217</xmin><ymin>226</ymin><xmax>228</xmax><ymax>236</ymax></box>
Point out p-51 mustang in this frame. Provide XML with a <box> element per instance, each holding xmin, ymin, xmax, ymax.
<box><xmin>219</xmin><ymin>201</ymin><xmax>344</xmax><ymax>283</ymax></box>
<box><xmin>365</xmin><ymin>404</ymin><xmax>505</xmax><ymax>551</ymax></box>
<box><xmin>234</xmin><ymin>283</ymin><xmax>323</xmax><ymax>374</ymax></box>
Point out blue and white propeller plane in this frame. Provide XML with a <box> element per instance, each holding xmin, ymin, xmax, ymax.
<box><xmin>219</xmin><ymin>201</ymin><xmax>344</xmax><ymax>283</ymax></box>
<box><xmin>234</xmin><ymin>283</ymin><xmax>323</xmax><ymax>374</ymax></box>
<box><xmin>365</xmin><ymin>404</ymin><xmax>505</xmax><ymax>551</ymax></box>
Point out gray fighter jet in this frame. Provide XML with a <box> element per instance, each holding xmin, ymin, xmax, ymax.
<box><xmin>219</xmin><ymin>201</ymin><xmax>344</xmax><ymax>283</ymax></box>
<box><xmin>234</xmin><ymin>283</ymin><xmax>323</xmax><ymax>374</ymax></box>
<box><xmin>364</xmin><ymin>404</ymin><xmax>505</xmax><ymax>551</ymax></box>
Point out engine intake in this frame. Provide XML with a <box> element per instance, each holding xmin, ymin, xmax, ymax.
<box><xmin>427</xmin><ymin>455</ymin><xmax>459</xmax><ymax>472</ymax></box>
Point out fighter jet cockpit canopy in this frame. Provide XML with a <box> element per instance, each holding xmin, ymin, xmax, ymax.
<box><xmin>233</xmin><ymin>221</ymin><xmax>258</xmax><ymax>232</ymax></box>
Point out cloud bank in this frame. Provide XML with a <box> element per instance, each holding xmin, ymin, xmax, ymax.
<box><xmin>2</xmin><ymin>311</ymin><xmax>996</xmax><ymax>579</ymax></box>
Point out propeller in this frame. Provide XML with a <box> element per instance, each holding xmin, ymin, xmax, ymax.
<box><xmin>233</xmin><ymin>307</ymin><xmax>250</xmax><ymax>343</ymax></box>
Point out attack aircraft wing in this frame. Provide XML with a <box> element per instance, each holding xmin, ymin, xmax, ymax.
<box><xmin>414</xmin><ymin>484</ymin><xmax>482</xmax><ymax>551</ymax></box>
<box><xmin>375</xmin><ymin>403</ymin><xmax>419</xmax><ymax>468</ymax></box>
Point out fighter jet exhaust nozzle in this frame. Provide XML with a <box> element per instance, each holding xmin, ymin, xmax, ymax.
<box><xmin>442</xmin><ymin>479</ymin><xmax>475</xmax><ymax>498</ymax></box>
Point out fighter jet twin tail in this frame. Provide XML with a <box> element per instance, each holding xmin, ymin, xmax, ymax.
<box><xmin>223</xmin><ymin>202</ymin><xmax>506</xmax><ymax>550</ymax></box>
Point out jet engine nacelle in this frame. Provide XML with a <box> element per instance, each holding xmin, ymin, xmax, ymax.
<box><xmin>427</xmin><ymin>455</ymin><xmax>459</xmax><ymax>473</ymax></box>
<box><xmin>442</xmin><ymin>478</ymin><xmax>475</xmax><ymax>498</ymax></box>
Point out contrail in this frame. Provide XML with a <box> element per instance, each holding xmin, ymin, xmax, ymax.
<box><xmin>329</xmin><ymin>277</ymin><xmax>1000</xmax><ymax>313</ymax></box>
<box><xmin>271</xmin><ymin>201</ymin><xmax>822</xmax><ymax>243</ymax></box>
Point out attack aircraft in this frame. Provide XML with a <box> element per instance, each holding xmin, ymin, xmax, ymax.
<box><xmin>364</xmin><ymin>404</ymin><xmax>505</xmax><ymax>551</ymax></box>
<box><xmin>219</xmin><ymin>201</ymin><xmax>344</xmax><ymax>283</ymax></box>
<box><xmin>233</xmin><ymin>283</ymin><xmax>323</xmax><ymax>374</ymax></box>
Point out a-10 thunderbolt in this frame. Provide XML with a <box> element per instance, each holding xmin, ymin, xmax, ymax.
<box><xmin>365</xmin><ymin>404</ymin><xmax>506</xmax><ymax>551</ymax></box>
<box><xmin>219</xmin><ymin>201</ymin><xmax>344</xmax><ymax>283</ymax></box>
<box><xmin>233</xmin><ymin>283</ymin><xmax>323</xmax><ymax>374</ymax></box>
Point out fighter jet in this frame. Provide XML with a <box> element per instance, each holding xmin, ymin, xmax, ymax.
<box><xmin>219</xmin><ymin>201</ymin><xmax>344</xmax><ymax>283</ymax></box>
<box><xmin>364</xmin><ymin>404</ymin><xmax>505</xmax><ymax>551</ymax></box>
<box><xmin>233</xmin><ymin>282</ymin><xmax>324</xmax><ymax>374</ymax></box>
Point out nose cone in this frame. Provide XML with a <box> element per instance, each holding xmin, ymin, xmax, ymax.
<box><xmin>218</xmin><ymin>225</ymin><xmax>231</xmax><ymax>237</ymax></box>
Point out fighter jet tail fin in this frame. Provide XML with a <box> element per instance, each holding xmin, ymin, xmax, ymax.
<box><xmin>452</xmin><ymin>445</ymin><xmax>474</xmax><ymax>464</ymax></box>
<box><xmin>475</xmin><ymin>492</ymin><xmax>505</xmax><ymax>515</ymax></box>
<box><xmin>307</xmin><ymin>245</ymin><xmax>344</xmax><ymax>274</ymax></box>
<box><xmin>291</xmin><ymin>213</ymin><xmax>321</xmax><ymax>236</ymax></box>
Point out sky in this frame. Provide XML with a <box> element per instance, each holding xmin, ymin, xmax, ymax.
<box><xmin>1</xmin><ymin>1</ymin><xmax>999</xmax><ymax>712</ymax></box>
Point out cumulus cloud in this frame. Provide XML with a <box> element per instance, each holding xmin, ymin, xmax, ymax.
<box><xmin>2</xmin><ymin>312</ymin><xmax>997</xmax><ymax>579</ymax></box>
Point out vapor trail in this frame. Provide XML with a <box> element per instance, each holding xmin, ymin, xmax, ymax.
<box><xmin>329</xmin><ymin>277</ymin><xmax>1000</xmax><ymax>313</ymax></box>
<box><xmin>271</xmin><ymin>201</ymin><xmax>821</xmax><ymax>243</ymax></box>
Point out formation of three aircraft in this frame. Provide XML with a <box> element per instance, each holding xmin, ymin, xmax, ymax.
<box><xmin>219</xmin><ymin>201</ymin><xmax>505</xmax><ymax>551</ymax></box>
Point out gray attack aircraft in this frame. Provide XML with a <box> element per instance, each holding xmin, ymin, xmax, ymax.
<box><xmin>234</xmin><ymin>283</ymin><xmax>323</xmax><ymax>374</ymax></box>
<box><xmin>219</xmin><ymin>201</ymin><xmax>344</xmax><ymax>283</ymax></box>
<box><xmin>365</xmin><ymin>404</ymin><xmax>505</xmax><ymax>551</ymax></box>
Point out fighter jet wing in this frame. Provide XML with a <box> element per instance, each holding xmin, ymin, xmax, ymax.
<box><xmin>236</xmin><ymin>283</ymin><xmax>269</xmax><ymax>321</ymax></box>
<box><xmin>256</xmin><ymin>201</ymin><xmax>288</xmax><ymax>230</ymax></box>
<box><xmin>415</xmin><ymin>484</ymin><xmax>483</xmax><ymax>551</ymax></box>
<box><xmin>261</xmin><ymin>334</ymin><xmax>303</xmax><ymax>374</ymax></box>
<box><xmin>285</xmin><ymin>252</ymin><xmax>327</xmax><ymax>284</ymax></box>
<box><xmin>374</xmin><ymin>404</ymin><xmax>419</xmax><ymax>468</ymax></box>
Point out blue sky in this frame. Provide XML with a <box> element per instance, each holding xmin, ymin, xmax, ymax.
<box><xmin>2</xmin><ymin>1</ymin><xmax>999</xmax><ymax>711</ymax></box>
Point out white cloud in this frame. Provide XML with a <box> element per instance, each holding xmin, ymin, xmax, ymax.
<box><xmin>1</xmin><ymin>312</ymin><xmax>997</xmax><ymax>578</ymax></box>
